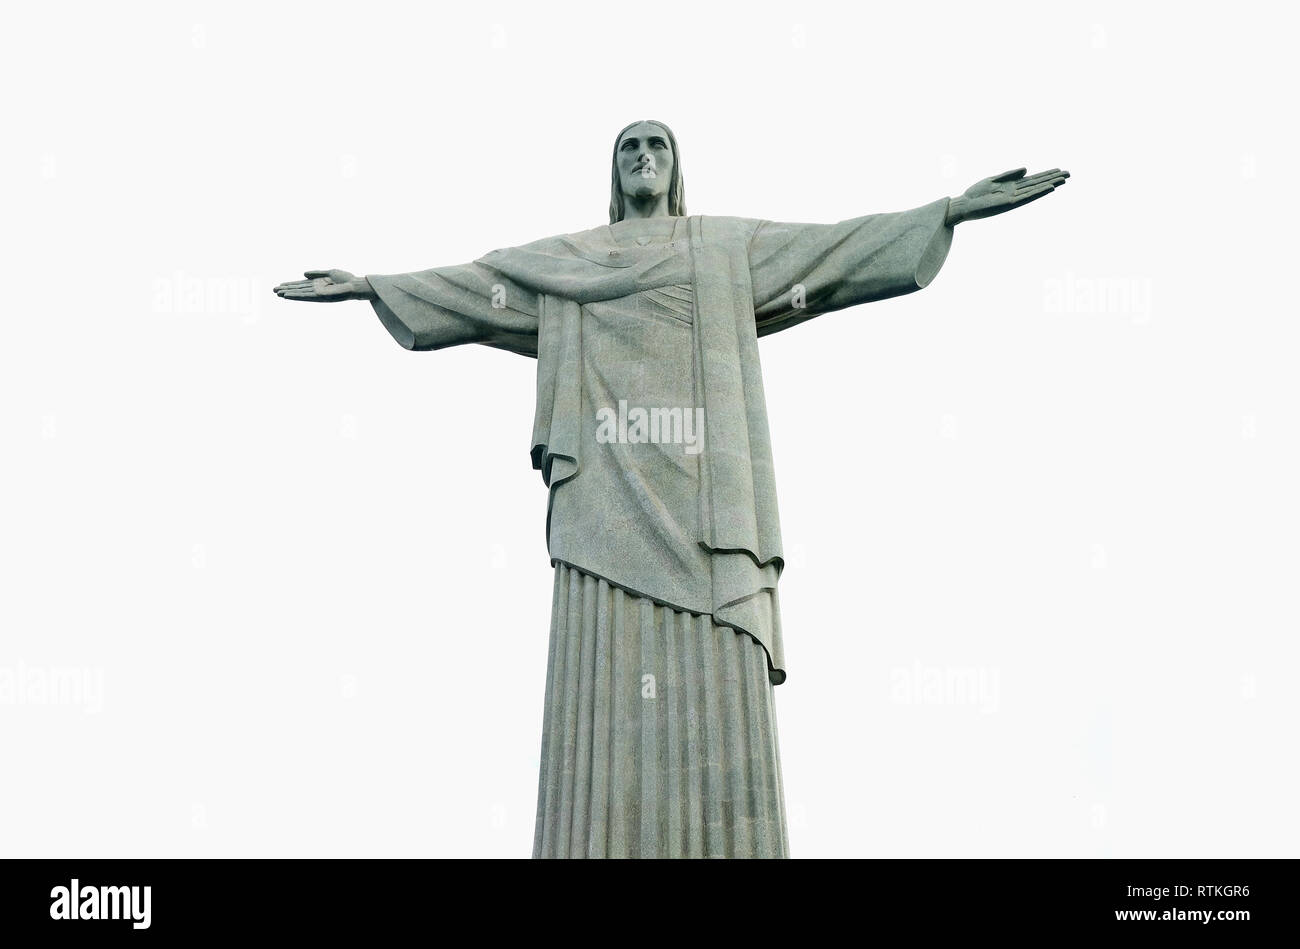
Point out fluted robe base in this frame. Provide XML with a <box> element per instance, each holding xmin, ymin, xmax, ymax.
<box><xmin>533</xmin><ymin>563</ymin><xmax>789</xmax><ymax>858</ymax></box>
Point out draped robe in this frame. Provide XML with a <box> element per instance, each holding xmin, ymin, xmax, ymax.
<box><xmin>366</xmin><ymin>199</ymin><xmax>954</xmax><ymax>686</ymax></box>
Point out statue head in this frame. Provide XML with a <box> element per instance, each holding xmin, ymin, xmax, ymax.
<box><xmin>609</xmin><ymin>120</ymin><xmax>686</xmax><ymax>224</ymax></box>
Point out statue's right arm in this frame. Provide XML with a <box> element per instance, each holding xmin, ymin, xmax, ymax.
<box><xmin>276</xmin><ymin>261</ymin><xmax>541</xmax><ymax>357</ymax></box>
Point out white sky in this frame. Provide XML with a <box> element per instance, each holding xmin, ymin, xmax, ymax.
<box><xmin>2</xmin><ymin>0</ymin><xmax>1295</xmax><ymax>857</ymax></box>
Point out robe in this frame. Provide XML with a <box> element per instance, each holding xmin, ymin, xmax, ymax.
<box><xmin>366</xmin><ymin>199</ymin><xmax>954</xmax><ymax>686</ymax></box>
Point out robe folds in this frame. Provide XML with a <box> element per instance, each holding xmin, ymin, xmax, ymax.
<box><xmin>367</xmin><ymin>199</ymin><xmax>954</xmax><ymax>686</ymax></box>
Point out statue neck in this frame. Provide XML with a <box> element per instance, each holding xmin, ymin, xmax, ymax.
<box><xmin>620</xmin><ymin>192</ymin><xmax>670</xmax><ymax>220</ymax></box>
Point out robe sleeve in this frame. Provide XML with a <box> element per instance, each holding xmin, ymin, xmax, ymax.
<box><xmin>366</xmin><ymin>259</ymin><xmax>541</xmax><ymax>358</ymax></box>
<box><xmin>748</xmin><ymin>196</ymin><xmax>955</xmax><ymax>336</ymax></box>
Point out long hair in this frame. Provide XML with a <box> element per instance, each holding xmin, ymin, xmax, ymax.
<box><xmin>608</xmin><ymin>120</ymin><xmax>686</xmax><ymax>224</ymax></box>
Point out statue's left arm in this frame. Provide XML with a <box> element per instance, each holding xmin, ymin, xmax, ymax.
<box><xmin>749</xmin><ymin>166</ymin><xmax>1067</xmax><ymax>336</ymax></box>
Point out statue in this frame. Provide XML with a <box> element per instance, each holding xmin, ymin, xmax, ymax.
<box><xmin>274</xmin><ymin>120</ymin><xmax>1068</xmax><ymax>858</ymax></box>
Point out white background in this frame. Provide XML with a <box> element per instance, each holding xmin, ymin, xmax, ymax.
<box><xmin>2</xmin><ymin>0</ymin><xmax>1296</xmax><ymax>858</ymax></box>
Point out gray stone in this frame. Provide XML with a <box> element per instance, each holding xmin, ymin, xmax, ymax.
<box><xmin>273</xmin><ymin>120</ymin><xmax>1068</xmax><ymax>857</ymax></box>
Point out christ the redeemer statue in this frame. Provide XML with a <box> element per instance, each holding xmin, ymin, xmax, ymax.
<box><xmin>274</xmin><ymin>120</ymin><xmax>1068</xmax><ymax>858</ymax></box>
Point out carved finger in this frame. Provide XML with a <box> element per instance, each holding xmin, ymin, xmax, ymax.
<box><xmin>1016</xmin><ymin>169</ymin><xmax>1063</xmax><ymax>187</ymax></box>
<box><xmin>1016</xmin><ymin>176</ymin><xmax>1067</xmax><ymax>195</ymax></box>
<box><xmin>304</xmin><ymin>270</ymin><xmax>333</xmax><ymax>279</ymax></box>
<box><xmin>1025</xmin><ymin>168</ymin><xmax>1069</xmax><ymax>185</ymax></box>
<box><xmin>1011</xmin><ymin>185</ymin><xmax>1057</xmax><ymax>206</ymax></box>
<box><xmin>992</xmin><ymin>167</ymin><xmax>1027</xmax><ymax>182</ymax></box>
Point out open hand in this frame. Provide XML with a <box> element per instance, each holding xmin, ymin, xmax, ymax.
<box><xmin>273</xmin><ymin>270</ymin><xmax>373</xmax><ymax>302</ymax></box>
<box><xmin>945</xmin><ymin>168</ymin><xmax>1069</xmax><ymax>226</ymax></box>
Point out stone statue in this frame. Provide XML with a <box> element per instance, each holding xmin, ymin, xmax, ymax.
<box><xmin>274</xmin><ymin>120</ymin><xmax>1068</xmax><ymax>858</ymax></box>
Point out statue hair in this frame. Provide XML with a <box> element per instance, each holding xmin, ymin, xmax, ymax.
<box><xmin>609</xmin><ymin>120</ymin><xmax>686</xmax><ymax>224</ymax></box>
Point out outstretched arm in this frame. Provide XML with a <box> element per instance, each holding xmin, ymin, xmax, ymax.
<box><xmin>750</xmin><ymin>166</ymin><xmax>1069</xmax><ymax>335</ymax></box>
<box><xmin>749</xmin><ymin>198</ymin><xmax>955</xmax><ymax>335</ymax></box>
<box><xmin>273</xmin><ymin>261</ymin><xmax>541</xmax><ymax>357</ymax></box>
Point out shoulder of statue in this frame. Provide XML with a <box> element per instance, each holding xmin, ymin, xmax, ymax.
<box><xmin>690</xmin><ymin>215</ymin><xmax>764</xmax><ymax>246</ymax></box>
<box><xmin>477</xmin><ymin>226</ymin><xmax>604</xmax><ymax>265</ymax></box>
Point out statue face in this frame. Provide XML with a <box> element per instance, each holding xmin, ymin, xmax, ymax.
<box><xmin>616</xmin><ymin>122</ymin><xmax>674</xmax><ymax>204</ymax></box>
